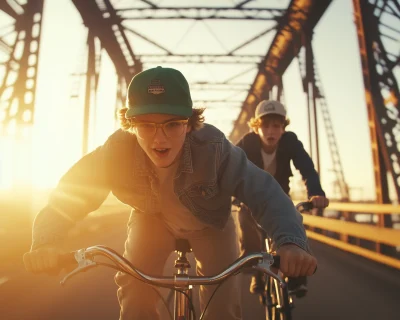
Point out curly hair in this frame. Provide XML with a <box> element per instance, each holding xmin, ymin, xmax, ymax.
<box><xmin>248</xmin><ymin>114</ymin><xmax>290</xmax><ymax>132</ymax></box>
<box><xmin>118</xmin><ymin>107</ymin><xmax>205</xmax><ymax>134</ymax></box>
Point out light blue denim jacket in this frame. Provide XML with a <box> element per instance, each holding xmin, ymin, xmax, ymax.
<box><xmin>32</xmin><ymin>124</ymin><xmax>309</xmax><ymax>252</ymax></box>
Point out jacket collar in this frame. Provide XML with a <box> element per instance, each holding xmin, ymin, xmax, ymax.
<box><xmin>178</xmin><ymin>137</ymin><xmax>194</xmax><ymax>173</ymax></box>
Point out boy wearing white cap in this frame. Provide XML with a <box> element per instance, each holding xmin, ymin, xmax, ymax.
<box><xmin>236</xmin><ymin>100</ymin><xmax>329</xmax><ymax>297</ymax></box>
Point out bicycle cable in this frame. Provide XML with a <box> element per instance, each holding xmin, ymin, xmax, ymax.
<box><xmin>96</xmin><ymin>260</ymin><xmax>198</xmax><ymax>320</ymax></box>
<box><xmin>199</xmin><ymin>281</ymin><xmax>224</xmax><ymax>320</ymax></box>
<box><xmin>173</xmin><ymin>288</ymin><xmax>197</xmax><ymax>320</ymax></box>
<box><xmin>80</xmin><ymin>250</ymin><xmax>244</xmax><ymax>319</ymax></box>
<box><xmin>119</xmin><ymin>264</ymin><xmax>196</xmax><ymax>319</ymax></box>
<box><xmin>94</xmin><ymin>261</ymin><xmax>174</xmax><ymax>320</ymax></box>
<box><xmin>199</xmin><ymin>269</ymin><xmax>243</xmax><ymax>320</ymax></box>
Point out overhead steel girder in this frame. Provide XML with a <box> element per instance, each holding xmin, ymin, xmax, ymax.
<box><xmin>229</xmin><ymin>0</ymin><xmax>332</xmax><ymax>143</ymax></box>
<box><xmin>117</xmin><ymin>6</ymin><xmax>284</xmax><ymax>21</ymax></box>
<box><xmin>71</xmin><ymin>0</ymin><xmax>141</xmax><ymax>84</ymax></box>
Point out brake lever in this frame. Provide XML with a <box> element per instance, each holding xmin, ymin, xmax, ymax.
<box><xmin>252</xmin><ymin>252</ymin><xmax>286</xmax><ymax>286</ymax></box>
<box><xmin>60</xmin><ymin>248</ymin><xmax>97</xmax><ymax>286</ymax></box>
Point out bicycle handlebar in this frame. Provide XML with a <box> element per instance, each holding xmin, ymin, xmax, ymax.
<box><xmin>59</xmin><ymin>201</ymin><xmax>315</xmax><ymax>287</ymax></box>
<box><xmin>59</xmin><ymin>246</ymin><xmax>284</xmax><ymax>288</ymax></box>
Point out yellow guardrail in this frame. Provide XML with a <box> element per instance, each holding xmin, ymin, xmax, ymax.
<box><xmin>306</xmin><ymin>230</ymin><xmax>400</xmax><ymax>270</ymax></box>
<box><xmin>323</xmin><ymin>201</ymin><xmax>400</xmax><ymax>214</ymax></box>
<box><xmin>302</xmin><ymin>215</ymin><xmax>400</xmax><ymax>247</ymax></box>
<box><xmin>293</xmin><ymin>201</ymin><xmax>400</xmax><ymax>270</ymax></box>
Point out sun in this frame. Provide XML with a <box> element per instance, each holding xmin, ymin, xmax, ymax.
<box><xmin>0</xmin><ymin>127</ymin><xmax>77</xmax><ymax>190</ymax></box>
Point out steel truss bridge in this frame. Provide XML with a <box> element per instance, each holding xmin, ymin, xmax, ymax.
<box><xmin>0</xmin><ymin>0</ymin><xmax>399</xmax><ymax>278</ymax></box>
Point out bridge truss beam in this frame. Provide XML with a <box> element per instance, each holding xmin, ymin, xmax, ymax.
<box><xmin>0</xmin><ymin>0</ymin><xmax>44</xmax><ymax>134</ymax></box>
<box><xmin>229</xmin><ymin>0</ymin><xmax>332</xmax><ymax>143</ymax></box>
<box><xmin>353</xmin><ymin>0</ymin><xmax>399</xmax><ymax>232</ymax></box>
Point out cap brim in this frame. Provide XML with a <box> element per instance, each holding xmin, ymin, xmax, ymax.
<box><xmin>256</xmin><ymin>111</ymin><xmax>286</xmax><ymax>119</ymax></box>
<box><xmin>125</xmin><ymin>104</ymin><xmax>192</xmax><ymax>118</ymax></box>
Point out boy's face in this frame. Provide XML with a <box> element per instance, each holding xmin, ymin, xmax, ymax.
<box><xmin>256</xmin><ymin>116</ymin><xmax>285</xmax><ymax>149</ymax></box>
<box><xmin>133</xmin><ymin>113</ymin><xmax>191</xmax><ymax>168</ymax></box>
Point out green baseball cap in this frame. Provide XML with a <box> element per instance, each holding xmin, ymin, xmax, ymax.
<box><xmin>125</xmin><ymin>66</ymin><xmax>193</xmax><ymax>118</ymax></box>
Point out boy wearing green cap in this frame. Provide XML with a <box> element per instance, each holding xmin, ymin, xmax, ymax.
<box><xmin>24</xmin><ymin>67</ymin><xmax>317</xmax><ymax>320</ymax></box>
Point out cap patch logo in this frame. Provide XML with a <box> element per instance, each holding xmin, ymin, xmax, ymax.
<box><xmin>148</xmin><ymin>79</ymin><xmax>165</xmax><ymax>95</ymax></box>
<box><xmin>264</xmin><ymin>103</ymin><xmax>276</xmax><ymax>112</ymax></box>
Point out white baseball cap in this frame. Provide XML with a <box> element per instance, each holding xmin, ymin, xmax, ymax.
<box><xmin>254</xmin><ymin>100</ymin><xmax>287</xmax><ymax>120</ymax></box>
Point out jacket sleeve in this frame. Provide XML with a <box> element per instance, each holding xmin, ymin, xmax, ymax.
<box><xmin>219</xmin><ymin>137</ymin><xmax>311</xmax><ymax>253</ymax></box>
<box><xmin>232</xmin><ymin>137</ymin><xmax>245</xmax><ymax>206</ymax></box>
<box><xmin>235</xmin><ymin>136</ymin><xmax>245</xmax><ymax>149</ymax></box>
<box><xmin>31</xmin><ymin>141</ymin><xmax>113</xmax><ymax>250</ymax></box>
<box><xmin>289</xmin><ymin>133</ymin><xmax>325</xmax><ymax>198</ymax></box>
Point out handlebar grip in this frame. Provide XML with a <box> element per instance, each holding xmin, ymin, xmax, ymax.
<box><xmin>271</xmin><ymin>255</ymin><xmax>280</xmax><ymax>269</ymax></box>
<box><xmin>271</xmin><ymin>255</ymin><xmax>317</xmax><ymax>274</ymax></box>
<box><xmin>296</xmin><ymin>201</ymin><xmax>314</xmax><ymax>213</ymax></box>
<box><xmin>58</xmin><ymin>252</ymin><xmax>77</xmax><ymax>267</ymax></box>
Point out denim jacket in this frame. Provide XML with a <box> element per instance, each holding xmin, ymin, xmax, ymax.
<box><xmin>32</xmin><ymin>124</ymin><xmax>309</xmax><ymax>252</ymax></box>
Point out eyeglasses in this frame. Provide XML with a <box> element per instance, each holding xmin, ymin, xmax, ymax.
<box><xmin>130</xmin><ymin>119</ymin><xmax>189</xmax><ymax>139</ymax></box>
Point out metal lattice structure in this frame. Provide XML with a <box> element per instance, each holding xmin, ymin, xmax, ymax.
<box><xmin>1</xmin><ymin>0</ymin><xmax>399</xmax><ymax>207</ymax></box>
<box><xmin>229</xmin><ymin>0</ymin><xmax>333</xmax><ymax>142</ymax></box>
<box><xmin>113</xmin><ymin>1</ymin><xmax>286</xmax><ymax>107</ymax></box>
<box><xmin>0</xmin><ymin>0</ymin><xmax>44</xmax><ymax>135</ymax></box>
<box><xmin>353</xmin><ymin>0</ymin><xmax>400</xmax><ymax>205</ymax></box>
<box><xmin>297</xmin><ymin>45</ymin><xmax>350</xmax><ymax>201</ymax></box>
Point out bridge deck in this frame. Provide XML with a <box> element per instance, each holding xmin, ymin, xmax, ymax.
<box><xmin>0</xmin><ymin>210</ymin><xmax>399</xmax><ymax>319</ymax></box>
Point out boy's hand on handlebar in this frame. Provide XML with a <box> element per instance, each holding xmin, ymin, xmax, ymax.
<box><xmin>309</xmin><ymin>195</ymin><xmax>329</xmax><ymax>209</ymax></box>
<box><xmin>23</xmin><ymin>245</ymin><xmax>66</xmax><ymax>275</ymax></box>
<box><xmin>276</xmin><ymin>244</ymin><xmax>317</xmax><ymax>277</ymax></box>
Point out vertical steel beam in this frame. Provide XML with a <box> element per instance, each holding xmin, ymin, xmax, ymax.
<box><xmin>0</xmin><ymin>0</ymin><xmax>44</xmax><ymax>191</ymax></box>
<box><xmin>301</xmin><ymin>34</ymin><xmax>321</xmax><ymax>174</ymax></box>
<box><xmin>0</xmin><ymin>0</ymin><xmax>44</xmax><ymax>246</ymax></box>
<box><xmin>82</xmin><ymin>31</ymin><xmax>96</xmax><ymax>156</ymax></box>
<box><xmin>353</xmin><ymin>0</ymin><xmax>396</xmax><ymax>206</ymax></box>
<box><xmin>353</xmin><ymin>0</ymin><xmax>389</xmax><ymax>206</ymax></box>
<box><xmin>353</xmin><ymin>0</ymin><xmax>396</xmax><ymax>253</ymax></box>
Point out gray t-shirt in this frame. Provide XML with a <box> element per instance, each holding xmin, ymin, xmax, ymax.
<box><xmin>261</xmin><ymin>149</ymin><xmax>277</xmax><ymax>176</ymax></box>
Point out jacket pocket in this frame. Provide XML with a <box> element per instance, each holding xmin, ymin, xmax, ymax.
<box><xmin>183</xmin><ymin>180</ymin><xmax>230</xmax><ymax>221</ymax></box>
<box><xmin>186</xmin><ymin>180</ymin><xmax>219</xmax><ymax>200</ymax></box>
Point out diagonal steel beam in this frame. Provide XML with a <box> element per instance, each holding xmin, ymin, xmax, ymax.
<box><xmin>235</xmin><ymin>0</ymin><xmax>254</xmax><ymax>8</ymax></box>
<box><xmin>124</xmin><ymin>26</ymin><xmax>172</xmax><ymax>54</ymax></box>
<box><xmin>140</xmin><ymin>0</ymin><xmax>158</xmax><ymax>8</ymax></box>
<box><xmin>0</xmin><ymin>38</ymin><xmax>12</xmax><ymax>54</ymax></box>
<box><xmin>230</xmin><ymin>0</ymin><xmax>332</xmax><ymax>142</ymax></box>
<box><xmin>0</xmin><ymin>0</ymin><xmax>19</xmax><ymax>19</ymax></box>
<box><xmin>228</xmin><ymin>25</ymin><xmax>277</xmax><ymax>55</ymax></box>
<box><xmin>71</xmin><ymin>0</ymin><xmax>140</xmax><ymax>83</ymax></box>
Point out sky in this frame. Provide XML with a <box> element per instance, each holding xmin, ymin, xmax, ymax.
<box><xmin>0</xmin><ymin>0</ymin><xmax>398</xmax><ymax>202</ymax></box>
